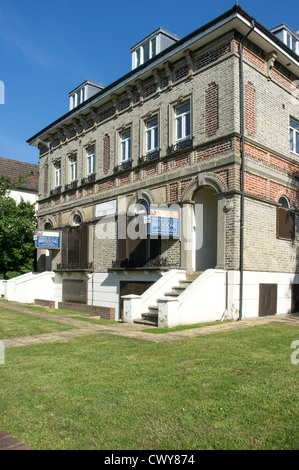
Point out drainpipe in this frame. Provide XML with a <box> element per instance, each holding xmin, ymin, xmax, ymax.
<box><xmin>238</xmin><ymin>20</ymin><xmax>255</xmax><ymax>321</ymax></box>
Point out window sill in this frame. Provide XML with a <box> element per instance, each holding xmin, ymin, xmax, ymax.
<box><xmin>167</xmin><ymin>137</ymin><xmax>194</xmax><ymax>155</ymax></box>
<box><xmin>113</xmin><ymin>160</ymin><xmax>132</xmax><ymax>173</ymax></box>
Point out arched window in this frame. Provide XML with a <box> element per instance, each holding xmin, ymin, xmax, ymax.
<box><xmin>73</xmin><ymin>214</ymin><xmax>82</xmax><ymax>226</ymax></box>
<box><xmin>278</xmin><ymin>196</ymin><xmax>290</xmax><ymax>209</ymax></box>
<box><xmin>277</xmin><ymin>196</ymin><xmax>294</xmax><ymax>240</ymax></box>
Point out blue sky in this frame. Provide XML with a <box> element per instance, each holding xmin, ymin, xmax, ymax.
<box><xmin>0</xmin><ymin>0</ymin><xmax>298</xmax><ymax>165</ymax></box>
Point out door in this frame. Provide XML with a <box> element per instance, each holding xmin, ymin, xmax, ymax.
<box><xmin>193</xmin><ymin>187</ymin><xmax>217</xmax><ymax>271</ymax></box>
<box><xmin>291</xmin><ymin>284</ymin><xmax>299</xmax><ymax>313</ymax></box>
<box><xmin>259</xmin><ymin>284</ymin><xmax>277</xmax><ymax>316</ymax></box>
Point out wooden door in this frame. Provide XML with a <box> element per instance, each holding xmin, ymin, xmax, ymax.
<box><xmin>259</xmin><ymin>284</ymin><xmax>277</xmax><ymax>316</ymax></box>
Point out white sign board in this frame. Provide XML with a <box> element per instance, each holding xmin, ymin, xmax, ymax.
<box><xmin>95</xmin><ymin>200</ymin><xmax>117</xmax><ymax>218</ymax></box>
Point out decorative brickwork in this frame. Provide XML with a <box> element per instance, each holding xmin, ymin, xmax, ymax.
<box><xmin>245</xmin><ymin>82</ymin><xmax>256</xmax><ymax>136</ymax></box>
<box><xmin>194</xmin><ymin>42</ymin><xmax>230</xmax><ymax>71</ymax></box>
<box><xmin>43</xmin><ymin>164</ymin><xmax>48</xmax><ymax>197</ymax></box>
<box><xmin>195</xmin><ymin>140</ymin><xmax>232</xmax><ymax>161</ymax></box>
<box><xmin>205</xmin><ymin>82</ymin><xmax>219</xmax><ymax>137</ymax></box>
<box><xmin>103</xmin><ymin>134</ymin><xmax>110</xmax><ymax>175</ymax></box>
<box><xmin>169</xmin><ymin>182</ymin><xmax>178</xmax><ymax>202</ymax></box>
<box><xmin>97</xmin><ymin>179</ymin><xmax>114</xmax><ymax>192</ymax></box>
<box><xmin>244</xmin><ymin>172</ymin><xmax>268</xmax><ymax>198</ymax></box>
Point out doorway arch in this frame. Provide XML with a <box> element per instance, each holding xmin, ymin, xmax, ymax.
<box><xmin>193</xmin><ymin>186</ymin><xmax>217</xmax><ymax>271</ymax></box>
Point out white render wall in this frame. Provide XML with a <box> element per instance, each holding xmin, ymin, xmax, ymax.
<box><xmin>123</xmin><ymin>269</ymin><xmax>299</xmax><ymax>328</ymax></box>
<box><xmin>3</xmin><ymin>272</ymin><xmax>55</xmax><ymax>304</ymax></box>
<box><xmin>89</xmin><ymin>273</ymin><xmax>120</xmax><ymax>319</ymax></box>
<box><xmin>227</xmin><ymin>270</ymin><xmax>299</xmax><ymax>319</ymax></box>
<box><xmin>8</xmin><ymin>189</ymin><xmax>37</xmax><ymax>207</ymax></box>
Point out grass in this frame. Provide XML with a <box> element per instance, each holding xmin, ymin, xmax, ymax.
<box><xmin>0</xmin><ymin>306</ymin><xmax>298</xmax><ymax>450</ymax></box>
<box><xmin>0</xmin><ymin>308</ymin><xmax>74</xmax><ymax>339</ymax></box>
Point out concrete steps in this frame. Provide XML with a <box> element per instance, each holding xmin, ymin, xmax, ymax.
<box><xmin>133</xmin><ymin>272</ymin><xmax>203</xmax><ymax>326</ymax></box>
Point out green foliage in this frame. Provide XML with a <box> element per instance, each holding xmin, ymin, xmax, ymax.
<box><xmin>0</xmin><ymin>175</ymin><xmax>36</xmax><ymax>278</ymax></box>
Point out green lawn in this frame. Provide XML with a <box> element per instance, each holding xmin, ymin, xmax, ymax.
<box><xmin>0</xmin><ymin>313</ymin><xmax>298</xmax><ymax>450</ymax></box>
<box><xmin>0</xmin><ymin>308</ymin><xmax>74</xmax><ymax>339</ymax></box>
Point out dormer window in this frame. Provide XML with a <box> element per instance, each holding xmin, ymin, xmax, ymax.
<box><xmin>136</xmin><ymin>37</ymin><xmax>157</xmax><ymax>67</ymax></box>
<box><xmin>131</xmin><ymin>28</ymin><xmax>179</xmax><ymax>70</ymax></box>
<box><xmin>271</xmin><ymin>24</ymin><xmax>299</xmax><ymax>55</ymax></box>
<box><xmin>69</xmin><ymin>80</ymin><xmax>105</xmax><ymax>110</ymax></box>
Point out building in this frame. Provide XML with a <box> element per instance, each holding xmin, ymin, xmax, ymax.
<box><xmin>27</xmin><ymin>5</ymin><xmax>299</xmax><ymax>326</ymax></box>
<box><xmin>0</xmin><ymin>157</ymin><xmax>39</xmax><ymax>205</ymax></box>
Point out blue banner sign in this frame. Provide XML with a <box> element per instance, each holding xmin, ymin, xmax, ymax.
<box><xmin>148</xmin><ymin>206</ymin><xmax>180</xmax><ymax>237</ymax></box>
<box><xmin>35</xmin><ymin>230</ymin><xmax>61</xmax><ymax>249</ymax></box>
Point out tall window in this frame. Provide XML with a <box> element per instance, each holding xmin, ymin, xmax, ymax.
<box><xmin>120</xmin><ymin>130</ymin><xmax>131</xmax><ymax>162</ymax></box>
<box><xmin>277</xmin><ymin>196</ymin><xmax>295</xmax><ymax>240</ymax></box>
<box><xmin>290</xmin><ymin>118</ymin><xmax>299</xmax><ymax>155</ymax></box>
<box><xmin>87</xmin><ymin>146</ymin><xmax>95</xmax><ymax>175</ymax></box>
<box><xmin>145</xmin><ymin>117</ymin><xmax>158</xmax><ymax>153</ymax></box>
<box><xmin>54</xmin><ymin>162</ymin><xmax>61</xmax><ymax>188</ymax></box>
<box><xmin>135</xmin><ymin>38</ymin><xmax>157</xmax><ymax>68</ymax></box>
<box><xmin>286</xmin><ymin>32</ymin><xmax>298</xmax><ymax>53</ymax></box>
<box><xmin>69</xmin><ymin>156</ymin><xmax>77</xmax><ymax>182</ymax></box>
<box><xmin>175</xmin><ymin>103</ymin><xmax>190</xmax><ymax>142</ymax></box>
<box><xmin>70</xmin><ymin>87</ymin><xmax>85</xmax><ymax>110</ymax></box>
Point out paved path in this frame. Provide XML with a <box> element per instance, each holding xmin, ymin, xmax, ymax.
<box><xmin>0</xmin><ymin>430</ymin><xmax>32</xmax><ymax>450</ymax></box>
<box><xmin>1</xmin><ymin>300</ymin><xmax>299</xmax><ymax>348</ymax></box>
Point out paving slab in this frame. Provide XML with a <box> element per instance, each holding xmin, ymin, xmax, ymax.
<box><xmin>1</xmin><ymin>300</ymin><xmax>298</xmax><ymax>347</ymax></box>
<box><xmin>0</xmin><ymin>431</ymin><xmax>31</xmax><ymax>450</ymax></box>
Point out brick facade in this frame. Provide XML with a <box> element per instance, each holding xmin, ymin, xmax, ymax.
<box><xmin>29</xmin><ymin>6</ymin><xmax>299</xmax><ymax>308</ymax></box>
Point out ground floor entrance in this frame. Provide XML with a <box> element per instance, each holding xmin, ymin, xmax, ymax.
<box><xmin>193</xmin><ymin>187</ymin><xmax>217</xmax><ymax>271</ymax></box>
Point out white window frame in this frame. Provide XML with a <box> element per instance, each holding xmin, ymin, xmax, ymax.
<box><xmin>145</xmin><ymin>116</ymin><xmax>158</xmax><ymax>153</ymax></box>
<box><xmin>174</xmin><ymin>102</ymin><xmax>190</xmax><ymax>142</ymax></box>
<box><xmin>290</xmin><ymin>118</ymin><xmax>299</xmax><ymax>155</ymax></box>
<box><xmin>134</xmin><ymin>37</ymin><xmax>157</xmax><ymax>68</ymax></box>
<box><xmin>69</xmin><ymin>155</ymin><xmax>77</xmax><ymax>182</ymax></box>
<box><xmin>285</xmin><ymin>30</ymin><xmax>298</xmax><ymax>54</ymax></box>
<box><xmin>70</xmin><ymin>87</ymin><xmax>85</xmax><ymax>110</ymax></box>
<box><xmin>54</xmin><ymin>163</ymin><xmax>61</xmax><ymax>188</ymax></box>
<box><xmin>120</xmin><ymin>129</ymin><xmax>131</xmax><ymax>162</ymax></box>
<box><xmin>86</xmin><ymin>146</ymin><xmax>95</xmax><ymax>175</ymax></box>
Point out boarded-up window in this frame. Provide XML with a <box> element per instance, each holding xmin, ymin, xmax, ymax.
<box><xmin>276</xmin><ymin>207</ymin><xmax>295</xmax><ymax>240</ymax></box>
<box><xmin>61</xmin><ymin>224</ymin><xmax>89</xmax><ymax>266</ymax></box>
<box><xmin>117</xmin><ymin>211</ymin><xmax>161</xmax><ymax>267</ymax></box>
<box><xmin>63</xmin><ymin>279</ymin><xmax>87</xmax><ymax>304</ymax></box>
<box><xmin>259</xmin><ymin>284</ymin><xmax>277</xmax><ymax>316</ymax></box>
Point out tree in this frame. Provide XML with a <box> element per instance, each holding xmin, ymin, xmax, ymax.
<box><xmin>0</xmin><ymin>175</ymin><xmax>36</xmax><ymax>278</ymax></box>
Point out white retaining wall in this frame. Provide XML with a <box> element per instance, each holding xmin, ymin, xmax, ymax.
<box><xmin>3</xmin><ymin>272</ymin><xmax>55</xmax><ymax>304</ymax></box>
<box><xmin>123</xmin><ymin>269</ymin><xmax>299</xmax><ymax>328</ymax></box>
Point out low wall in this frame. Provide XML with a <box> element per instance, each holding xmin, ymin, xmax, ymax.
<box><xmin>57</xmin><ymin>302</ymin><xmax>115</xmax><ymax>319</ymax></box>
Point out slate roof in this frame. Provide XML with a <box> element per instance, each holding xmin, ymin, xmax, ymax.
<box><xmin>0</xmin><ymin>157</ymin><xmax>39</xmax><ymax>192</ymax></box>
